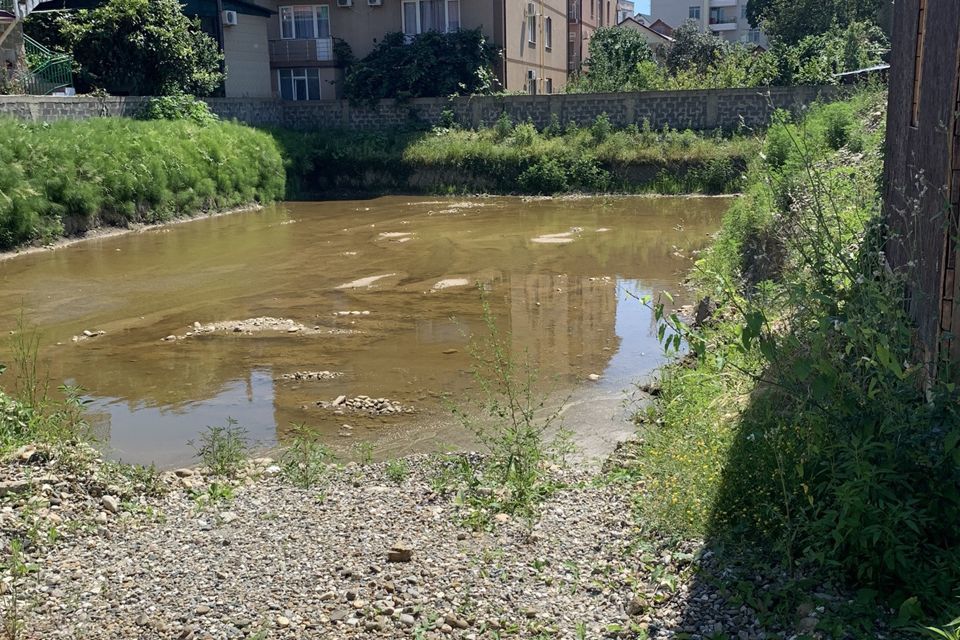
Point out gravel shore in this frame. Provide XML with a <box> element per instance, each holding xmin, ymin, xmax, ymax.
<box><xmin>0</xmin><ymin>445</ymin><xmax>841</xmax><ymax>640</ymax></box>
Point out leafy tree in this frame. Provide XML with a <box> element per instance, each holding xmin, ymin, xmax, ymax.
<box><xmin>51</xmin><ymin>0</ymin><xmax>223</xmax><ymax>95</ymax></box>
<box><xmin>571</xmin><ymin>26</ymin><xmax>654</xmax><ymax>93</ymax></box>
<box><xmin>661</xmin><ymin>21</ymin><xmax>730</xmax><ymax>75</ymax></box>
<box><xmin>342</xmin><ymin>29</ymin><xmax>498</xmax><ymax>104</ymax></box>
<box><xmin>748</xmin><ymin>0</ymin><xmax>887</xmax><ymax>45</ymax></box>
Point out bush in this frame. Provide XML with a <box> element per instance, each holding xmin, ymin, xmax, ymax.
<box><xmin>189</xmin><ymin>420</ymin><xmax>249</xmax><ymax>478</ymax></box>
<box><xmin>343</xmin><ymin>29</ymin><xmax>498</xmax><ymax>104</ymax></box>
<box><xmin>51</xmin><ymin>0</ymin><xmax>223</xmax><ymax>95</ymax></box>
<box><xmin>518</xmin><ymin>158</ymin><xmax>568</xmax><ymax>194</ymax></box>
<box><xmin>0</xmin><ymin>117</ymin><xmax>284</xmax><ymax>250</ymax></box>
<box><xmin>138</xmin><ymin>94</ymin><xmax>218</xmax><ymax>125</ymax></box>
<box><xmin>630</xmin><ymin>89</ymin><xmax>960</xmax><ymax>619</ymax></box>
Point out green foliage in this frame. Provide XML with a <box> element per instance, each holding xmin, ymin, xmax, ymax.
<box><xmin>51</xmin><ymin>0</ymin><xmax>223</xmax><ymax>95</ymax></box>
<box><xmin>385</xmin><ymin>459</ymin><xmax>409</xmax><ymax>484</ymax></box>
<box><xmin>189</xmin><ymin>419</ymin><xmax>248</xmax><ymax>478</ymax></box>
<box><xmin>0</xmin><ymin>117</ymin><xmax>284</xmax><ymax>250</ymax></box>
<box><xmin>281</xmin><ymin>423</ymin><xmax>333</xmax><ymax>488</ymax></box>
<box><xmin>750</xmin><ymin>0</ymin><xmax>887</xmax><ymax>46</ymax></box>
<box><xmin>567</xmin><ymin>18</ymin><xmax>884</xmax><ymax>93</ymax></box>
<box><xmin>138</xmin><ymin>94</ymin><xmax>218</xmax><ymax>125</ymax></box>
<box><xmin>924</xmin><ymin>616</ymin><xmax>960</xmax><ymax>640</ymax></box>
<box><xmin>448</xmin><ymin>288</ymin><xmax>571</xmax><ymax>529</ymax></box>
<box><xmin>343</xmin><ymin>29</ymin><xmax>498</xmax><ymax>104</ymax></box>
<box><xmin>570</xmin><ymin>26</ymin><xmax>654</xmax><ymax>92</ymax></box>
<box><xmin>628</xmin><ymin>89</ymin><xmax>960</xmax><ymax>619</ymax></box>
<box><xmin>275</xmin><ymin>119</ymin><xmax>753</xmax><ymax>197</ymax></box>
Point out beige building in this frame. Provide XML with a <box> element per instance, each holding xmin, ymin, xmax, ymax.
<box><xmin>648</xmin><ymin>0</ymin><xmax>767</xmax><ymax>46</ymax></box>
<box><xmin>237</xmin><ymin>0</ymin><xmax>571</xmax><ymax>100</ymax></box>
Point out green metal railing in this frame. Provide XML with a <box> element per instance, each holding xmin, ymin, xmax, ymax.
<box><xmin>22</xmin><ymin>35</ymin><xmax>73</xmax><ymax>95</ymax></box>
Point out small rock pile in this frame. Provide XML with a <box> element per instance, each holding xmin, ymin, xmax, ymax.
<box><xmin>162</xmin><ymin>318</ymin><xmax>333</xmax><ymax>341</ymax></box>
<box><xmin>317</xmin><ymin>395</ymin><xmax>414</xmax><ymax>416</ymax></box>
<box><xmin>71</xmin><ymin>330</ymin><xmax>105</xmax><ymax>342</ymax></box>
<box><xmin>279</xmin><ymin>371</ymin><xmax>343</xmax><ymax>382</ymax></box>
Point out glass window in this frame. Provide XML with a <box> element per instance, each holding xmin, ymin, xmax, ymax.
<box><xmin>279</xmin><ymin>68</ymin><xmax>294</xmax><ymax>100</ymax></box>
<box><xmin>688</xmin><ymin>5</ymin><xmax>700</xmax><ymax>19</ymax></box>
<box><xmin>447</xmin><ymin>0</ymin><xmax>460</xmax><ymax>30</ymax></box>
<box><xmin>545</xmin><ymin>16</ymin><xmax>552</xmax><ymax>49</ymax></box>
<box><xmin>279</xmin><ymin>5</ymin><xmax>329</xmax><ymax>39</ymax></box>
<box><xmin>741</xmin><ymin>4</ymin><xmax>748</xmax><ymax>19</ymax></box>
<box><xmin>546</xmin><ymin>78</ymin><xmax>553</xmax><ymax>94</ymax></box>
<box><xmin>278</xmin><ymin>68</ymin><xmax>322</xmax><ymax>100</ymax></box>
<box><xmin>280</xmin><ymin>7</ymin><xmax>295</xmax><ymax>39</ymax></box>
<box><xmin>527</xmin><ymin>3</ymin><xmax>536</xmax><ymax>44</ymax></box>
<box><xmin>402</xmin><ymin>1</ymin><xmax>418</xmax><ymax>35</ymax></box>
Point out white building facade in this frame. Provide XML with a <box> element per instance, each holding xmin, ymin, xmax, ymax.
<box><xmin>648</xmin><ymin>0</ymin><xmax>766</xmax><ymax>47</ymax></box>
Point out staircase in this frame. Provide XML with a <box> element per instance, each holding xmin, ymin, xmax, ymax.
<box><xmin>21</xmin><ymin>34</ymin><xmax>72</xmax><ymax>94</ymax></box>
<box><xmin>1</xmin><ymin>0</ymin><xmax>74</xmax><ymax>96</ymax></box>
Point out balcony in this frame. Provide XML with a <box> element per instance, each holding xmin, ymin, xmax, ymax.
<box><xmin>0</xmin><ymin>0</ymin><xmax>15</xmax><ymax>21</ymax></box>
<box><xmin>269</xmin><ymin>38</ymin><xmax>335</xmax><ymax>66</ymax></box>
<box><xmin>708</xmin><ymin>19</ymin><xmax>737</xmax><ymax>30</ymax></box>
<box><xmin>568</xmin><ymin>1</ymin><xmax>579</xmax><ymax>22</ymax></box>
<box><xmin>709</xmin><ymin>0</ymin><xmax>737</xmax><ymax>6</ymax></box>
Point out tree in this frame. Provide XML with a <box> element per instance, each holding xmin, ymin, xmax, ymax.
<box><xmin>572</xmin><ymin>27</ymin><xmax>654</xmax><ymax>93</ymax></box>
<box><xmin>342</xmin><ymin>29</ymin><xmax>498</xmax><ymax>104</ymax></box>
<box><xmin>661</xmin><ymin>20</ymin><xmax>730</xmax><ymax>75</ymax></box>
<box><xmin>748</xmin><ymin>0</ymin><xmax>887</xmax><ymax>46</ymax></box>
<box><xmin>55</xmin><ymin>0</ymin><xmax>223</xmax><ymax>95</ymax></box>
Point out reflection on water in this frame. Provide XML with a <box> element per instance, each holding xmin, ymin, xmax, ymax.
<box><xmin>0</xmin><ymin>196</ymin><xmax>726</xmax><ymax>466</ymax></box>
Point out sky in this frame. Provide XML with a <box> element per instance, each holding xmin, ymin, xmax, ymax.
<box><xmin>636</xmin><ymin>0</ymin><xmax>651</xmax><ymax>15</ymax></box>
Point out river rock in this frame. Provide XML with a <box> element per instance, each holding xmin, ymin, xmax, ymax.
<box><xmin>102</xmin><ymin>495</ymin><xmax>120</xmax><ymax>513</ymax></box>
<box><xmin>387</xmin><ymin>543</ymin><xmax>413</xmax><ymax>563</ymax></box>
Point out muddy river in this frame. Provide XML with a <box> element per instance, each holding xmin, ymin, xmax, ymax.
<box><xmin>0</xmin><ymin>196</ymin><xmax>727</xmax><ymax>467</ymax></box>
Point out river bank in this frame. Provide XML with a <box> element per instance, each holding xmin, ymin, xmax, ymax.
<box><xmin>0</xmin><ymin>440</ymin><xmax>841</xmax><ymax>640</ymax></box>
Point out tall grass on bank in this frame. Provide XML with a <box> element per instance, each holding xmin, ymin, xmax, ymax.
<box><xmin>0</xmin><ymin>117</ymin><xmax>285</xmax><ymax>250</ymax></box>
<box><xmin>273</xmin><ymin>113</ymin><xmax>756</xmax><ymax>198</ymax></box>
<box><xmin>625</xmin><ymin>88</ymin><xmax>960</xmax><ymax>622</ymax></box>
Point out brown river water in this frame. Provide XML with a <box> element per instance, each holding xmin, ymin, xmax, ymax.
<box><xmin>0</xmin><ymin>196</ymin><xmax>727</xmax><ymax>467</ymax></box>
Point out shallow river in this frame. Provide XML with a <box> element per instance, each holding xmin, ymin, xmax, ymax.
<box><xmin>0</xmin><ymin>196</ymin><xmax>727</xmax><ymax>467</ymax></box>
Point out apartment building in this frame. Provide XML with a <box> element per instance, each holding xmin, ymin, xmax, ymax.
<box><xmin>567</xmin><ymin>0</ymin><xmax>621</xmax><ymax>72</ymax></box>
<box><xmin>616</xmin><ymin>0</ymin><xmax>634</xmax><ymax>22</ymax></box>
<box><xmin>251</xmin><ymin>0</ymin><xmax>568</xmax><ymax>100</ymax></box>
<box><xmin>648</xmin><ymin>0</ymin><xmax>766</xmax><ymax>47</ymax></box>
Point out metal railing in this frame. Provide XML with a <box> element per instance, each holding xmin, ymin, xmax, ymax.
<box><xmin>0</xmin><ymin>0</ymin><xmax>15</xmax><ymax>17</ymax></box>
<box><xmin>269</xmin><ymin>38</ymin><xmax>334</xmax><ymax>65</ymax></box>
<box><xmin>21</xmin><ymin>35</ymin><xmax>73</xmax><ymax>95</ymax></box>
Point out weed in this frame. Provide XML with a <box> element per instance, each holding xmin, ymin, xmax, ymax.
<box><xmin>923</xmin><ymin>616</ymin><xmax>960</xmax><ymax>640</ymax></box>
<box><xmin>353</xmin><ymin>441</ymin><xmax>375</xmax><ymax>466</ymax></box>
<box><xmin>281</xmin><ymin>423</ymin><xmax>332</xmax><ymax>488</ymax></box>
<box><xmin>385</xmin><ymin>458</ymin><xmax>409</xmax><ymax>484</ymax></box>
<box><xmin>189</xmin><ymin>419</ymin><xmax>248</xmax><ymax>478</ymax></box>
<box><xmin>2</xmin><ymin>540</ymin><xmax>34</xmax><ymax>640</ymax></box>
<box><xmin>449</xmin><ymin>288</ymin><xmax>571</xmax><ymax>530</ymax></box>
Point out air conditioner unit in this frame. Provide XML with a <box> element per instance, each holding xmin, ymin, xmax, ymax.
<box><xmin>527</xmin><ymin>69</ymin><xmax>537</xmax><ymax>81</ymax></box>
<box><xmin>368</xmin><ymin>0</ymin><xmax>382</xmax><ymax>5</ymax></box>
<box><xmin>526</xmin><ymin>2</ymin><xmax>537</xmax><ymax>17</ymax></box>
<box><xmin>222</xmin><ymin>9</ymin><xmax>238</xmax><ymax>26</ymax></box>
<box><xmin>336</xmin><ymin>0</ymin><xmax>352</xmax><ymax>6</ymax></box>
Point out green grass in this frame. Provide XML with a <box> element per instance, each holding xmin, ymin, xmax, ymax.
<box><xmin>619</xmin><ymin>87</ymin><xmax>960</xmax><ymax>627</ymax></box>
<box><xmin>0</xmin><ymin>117</ymin><xmax>285</xmax><ymax>250</ymax></box>
<box><xmin>272</xmin><ymin>114</ymin><xmax>756</xmax><ymax>198</ymax></box>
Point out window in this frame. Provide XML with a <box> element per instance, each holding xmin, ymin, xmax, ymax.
<box><xmin>741</xmin><ymin>4</ymin><xmax>748</xmax><ymax>19</ymax></box>
<box><xmin>278</xmin><ymin>68</ymin><xmax>321</xmax><ymax>100</ymax></box>
<box><xmin>402</xmin><ymin>0</ymin><xmax>460</xmax><ymax>36</ymax></box>
<box><xmin>545</xmin><ymin>16</ymin><xmax>552</xmax><ymax>50</ymax></box>
<box><xmin>546</xmin><ymin>77</ymin><xmax>553</xmax><ymax>94</ymax></box>
<box><xmin>746</xmin><ymin>28</ymin><xmax>760</xmax><ymax>43</ymax></box>
<box><xmin>709</xmin><ymin>7</ymin><xmax>730</xmax><ymax>24</ymax></box>
<box><xmin>688</xmin><ymin>5</ymin><xmax>700</xmax><ymax>19</ymax></box>
<box><xmin>279</xmin><ymin>5</ymin><xmax>330</xmax><ymax>39</ymax></box>
<box><xmin>526</xmin><ymin>69</ymin><xmax>537</xmax><ymax>95</ymax></box>
<box><xmin>527</xmin><ymin>3</ymin><xmax>537</xmax><ymax>45</ymax></box>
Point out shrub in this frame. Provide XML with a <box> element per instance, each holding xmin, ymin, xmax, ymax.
<box><xmin>138</xmin><ymin>94</ymin><xmax>218</xmax><ymax>125</ymax></box>
<box><xmin>493</xmin><ymin>112</ymin><xmax>514</xmax><ymax>141</ymax></box>
<box><xmin>821</xmin><ymin>102</ymin><xmax>855</xmax><ymax>150</ymax></box>
<box><xmin>343</xmin><ymin>29</ymin><xmax>499</xmax><ymax>104</ymax></box>
<box><xmin>52</xmin><ymin>0</ymin><xmax>223</xmax><ymax>95</ymax></box>
<box><xmin>518</xmin><ymin>158</ymin><xmax>568</xmax><ymax>194</ymax></box>
<box><xmin>510</xmin><ymin>122</ymin><xmax>538</xmax><ymax>147</ymax></box>
<box><xmin>589</xmin><ymin>113</ymin><xmax>613</xmax><ymax>143</ymax></box>
<box><xmin>189</xmin><ymin>419</ymin><xmax>249</xmax><ymax>478</ymax></box>
<box><xmin>281</xmin><ymin>423</ymin><xmax>333</xmax><ymax>488</ymax></box>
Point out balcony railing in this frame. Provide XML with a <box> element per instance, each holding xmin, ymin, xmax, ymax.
<box><xmin>0</xmin><ymin>0</ymin><xmax>15</xmax><ymax>19</ymax></box>
<box><xmin>269</xmin><ymin>38</ymin><xmax>334</xmax><ymax>65</ymax></box>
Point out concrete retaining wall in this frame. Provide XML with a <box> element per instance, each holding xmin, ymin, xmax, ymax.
<box><xmin>0</xmin><ymin>85</ymin><xmax>838</xmax><ymax>131</ymax></box>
